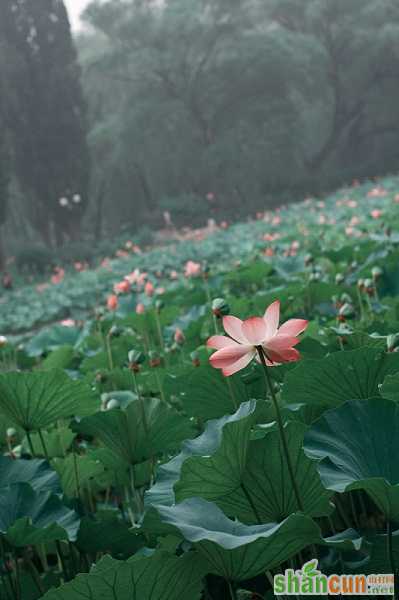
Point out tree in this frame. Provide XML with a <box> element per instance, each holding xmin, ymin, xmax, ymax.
<box><xmin>0</xmin><ymin>0</ymin><xmax>90</xmax><ymax>247</ymax></box>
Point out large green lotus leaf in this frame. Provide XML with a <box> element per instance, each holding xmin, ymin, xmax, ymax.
<box><xmin>282</xmin><ymin>348</ymin><xmax>399</xmax><ymax>415</ymax></box>
<box><xmin>41</xmin><ymin>550</ymin><xmax>207</xmax><ymax>600</ymax></box>
<box><xmin>0</xmin><ymin>483</ymin><xmax>80</xmax><ymax>546</ymax></box>
<box><xmin>176</xmin><ymin>421</ymin><xmax>332</xmax><ymax>523</ymax></box>
<box><xmin>88</xmin><ymin>447</ymin><xmax>130</xmax><ymax>488</ymax></box>
<box><xmin>0</xmin><ymin>456</ymin><xmax>61</xmax><ymax>494</ymax></box>
<box><xmin>24</xmin><ymin>326</ymin><xmax>83</xmax><ymax>358</ymax></box>
<box><xmin>380</xmin><ymin>372</ymin><xmax>399</xmax><ymax>401</ymax></box>
<box><xmin>74</xmin><ymin>397</ymin><xmax>196</xmax><ymax>466</ymax></box>
<box><xmin>76</xmin><ymin>514</ymin><xmax>145</xmax><ymax>557</ymax></box>
<box><xmin>352</xmin><ymin>530</ymin><xmax>399</xmax><ymax>573</ymax></box>
<box><xmin>156</xmin><ymin>498</ymin><xmax>359</xmax><ymax>581</ymax></box>
<box><xmin>304</xmin><ymin>398</ymin><xmax>399</xmax><ymax>522</ymax></box>
<box><xmin>164</xmin><ymin>364</ymin><xmax>249</xmax><ymax>420</ymax></box>
<box><xmin>52</xmin><ymin>454</ymin><xmax>105</xmax><ymax>498</ymax></box>
<box><xmin>26</xmin><ymin>427</ymin><xmax>76</xmax><ymax>458</ymax></box>
<box><xmin>41</xmin><ymin>346</ymin><xmax>75</xmax><ymax>370</ymax></box>
<box><xmin>145</xmin><ymin>401</ymin><xmax>256</xmax><ymax>508</ymax></box>
<box><xmin>0</xmin><ymin>370</ymin><xmax>99</xmax><ymax>431</ymax></box>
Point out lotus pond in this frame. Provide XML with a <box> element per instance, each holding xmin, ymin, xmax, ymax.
<box><xmin>1</xmin><ymin>177</ymin><xmax>399</xmax><ymax>598</ymax></box>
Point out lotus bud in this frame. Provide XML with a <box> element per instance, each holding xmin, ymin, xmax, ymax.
<box><xmin>212</xmin><ymin>298</ymin><xmax>230</xmax><ymax>318</ymax></box>
<box><xmin>149</xmin><ymin>350</ymin><xmax>162</xmax><ymax>368</ymax></box>
<box><xmin>190</xmin><ymin>351</ymin><xmax>200</xmax><ymax>367</ymax></box>
<box><xmin>357</xmin><ymin>278</ymin><xmax>365</xmax><ymax>291</ymax></box>
<box><xmin>339</xmin><ymin>302</ymin><xmax>355</xmax><ymax>319</ymax></box>
<box><xmin>363</xmin><ymin>278</ymin><xmax>374</xmax><ymax>296</ymax></box>
<box><xmin>335</xmin><ymin>273</ymin><xmax>345</xmax><ymax>285</ymax></box>
<box><xmin>174</xmin><ymin>328</ymin><xmax>185</xmax><ymax>345</ymax></box>
<box><xmin>109</xmin><ymin>325</ymin><xmax>121</xmax><ymax>338</ymax></box>
<box><xmin>128</xmin><ymin>349</ymin><xmax>145</xmax><ymax>372</ymax></box>
<box><xmin>6</xmin><ymin>428</ymin><xmax>16</xmax><ymax>439</ymax></box>
<box><xmin>371</xmin><ymin>266</ymin><xmax>383</xmax><ymax>281</ymax></box>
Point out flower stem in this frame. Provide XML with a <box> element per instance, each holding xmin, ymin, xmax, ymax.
<box><xmin>256</xmin><ymin>346</ymin><xmax>304</xmax><ymax>513</ymax></box>
<box><xmin>38</xmin><ymin>429</ymin><xmax>50</xmax><ymax>461</ymax></box>
<box><xmin>227</xmin><ymin>580</ymin><xmax>237</xmax><ymax>600</ymax></box>
<box><xmin>387</xmin><ymin>520</ymin><xmax>397</xmax><ymax>584</ymax></box>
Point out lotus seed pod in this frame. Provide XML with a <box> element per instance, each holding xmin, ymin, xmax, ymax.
<box><xmin>211</xmin><ymin>297</ymin><xmax>230</xmax><ymax>318</ymax></box>
<box><xmin>128</xmin><ymin>350</ymin><xmax>145</xmax><ymax>365</ymax></box>
<box><xmin>0</xmin><ymin>335</ymin><xmax>8</xmax><ymax>348</ymax></box>
<box><xmin>339</xmin><ymin>302</ymin><xmax>355</xmax><ymax>319</ymax></box>
<box><xmin>335</xmin><ymin>273</ymin><xmax>345</xmax><ymax>284</ymax></box>
<box><xmin>387</xmin><ymin>334</ymin><xmax>399</xmax><ymax>352</ymax></box>
<box><xmin>109</xmin><ymin>325</ymin><xmax>121</xmax><ymax>338</ymax></box>
<box><xmin>6</xmin><ymin>428</ymin><xmax>16</xmax><ymax>438</ymax></box>
<box><xmin>371</xmin><ymin>266</ymin><xmax>383</xmax><ymax>281</ymax></box>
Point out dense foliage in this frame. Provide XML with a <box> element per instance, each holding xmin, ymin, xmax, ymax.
<box><xmin>1</xmin><ymin>178</ymin><xmax>399</xmax><ymax>597</ymax></box>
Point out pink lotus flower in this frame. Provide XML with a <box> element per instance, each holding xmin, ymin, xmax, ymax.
<box><xmin>184</xmin><ymin>260</ymin><xmax>201</xmax><ymax>278</ymax></box>
<box><xmin>368</xmin><ymin>186</ymin><xmax>387</xmax><ymax>198</ymax></box>
<box><xmin>114</xmin><ymin>280</ymin><xmax>130</xmax><ymax>294</ymax></box>
<box><xmin>51</xmin><ymin>267</ymin><xmax>65</xmax><ymax>285</ymax></box>
<box><xmin>136</xmin><ymin>303</ymin><xmax>145</xmax><ymax>314</ymax></box>
<box><xmin>60</xmin><ymin>319</ymin><xmax>76</xmax><ymax>328</ymax></box>
<box><xmin>207</xmin><ymin>301</ymin><xmax>307</xmax><ymax>376</ymax></box>
<box><xmin>370</xmin><ymin>209</ymin><xmax>383</xmax><ymax>219</ymax></box>
<box><xmin>145</xmin><ymin>281</ymin><xmax>155</xmax><ymax>297</ymax></box>
<box><xmin>174</xmin><ymin>328</ymin><xmax>185</xmax><ymax>345</ymax></box>
<box><xmin>107</xmin><ymin>294</ymin><xmax>118</xmax><ymax>311</ymax></box>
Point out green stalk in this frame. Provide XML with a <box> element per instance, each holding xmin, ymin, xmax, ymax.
<box><xmin>25</xmin><ymin>430</ymin><xmax>35</xmax><ymax>457</ymax></box>
<box><xmin>132</xmin><ymin>371</ymin><xmax>148</xmax><ymax>435</ymax></box>
<box><xmin>38</xmin><ymin>429</ymin><xmax>50</xmax><ymax>461</ymax></box>
<box><xmin>105</xmin><ymin>333</ymin><xmax>114</xmax><ymax>371</ymax></box>
<box><xmin>256</xmin><ymin>346</ymin><xmax>304</xmax><ymax>512</ymax></box>
<box><xmin>12</xmin><ymin>550</ymin><xmax>21</xmax><ymax>600</ymax></box>
<box><xmin>227</xmin><ymin>580</ymin><xmax>237</xmax><ymax>600</ymax></box>
<box><xmin>56</xmin><ymin>541</ymin><xmax>70</xmax><ymax>582</ymax></box>
<box><xmin>387</xmin><ymin>521</ymin><xmax>397</xmax><ymax>586</ymax></box>
<box><xmin>154</xmin><ymin>310</ymin><xmax>164</xmax><ymax>351</ymax></box>
<box><xmin>226</xmin><ymin>378</ymin><xmax>238</xmax><ymax>410</ymax></box>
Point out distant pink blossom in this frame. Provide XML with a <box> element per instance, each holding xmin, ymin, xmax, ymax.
<box><xmin>174</xmin><ymin>328</ymin><xmax>185</xmax><ymax>345</ymax></box>
<box><xmin>51</xmin><ymin>267</ymin><xmax>65</xmax><ymax>285</ymax></box>
<box><xmin>184</xmin><ymin>260</ymin><xmax>201</xmax><ymax>278</ymax></box>
<box><xmin>107</xmin><ymin>295</ymin><xmax>118</xmax><ymax>311</ymax></box>
<box><xmin>370</xmin><ymin>209</ymin><xmax>383</xmax><ymax>219</ymax></box>
<box><xmin>136</xmin><ymin>303</ymin><xmax>145</xmax><ymax>314</ymax></box>
<box><xmin>145</xmin><ymin>281</ymin><xmax>155</xmax><ymax>296</ymax></box>
<box><xmin>114</xmin><ymin>280</ymin><xmax>131</xmax><ymax>294</ymax></box>
<box><xmin>60</xmin><ymin>319</ymin><xmax>75</xmax><ymax>328</ymax></box>
<box><xmin>368</xmin><ymin>187</ymin><xmax>387</xmax><ymax>198</ymax></box>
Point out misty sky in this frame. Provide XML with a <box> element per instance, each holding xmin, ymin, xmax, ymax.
<box><xmin>64</xmin><ymin>0</ymin><xmax>91</xmax><ymax>30</ymax></box>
